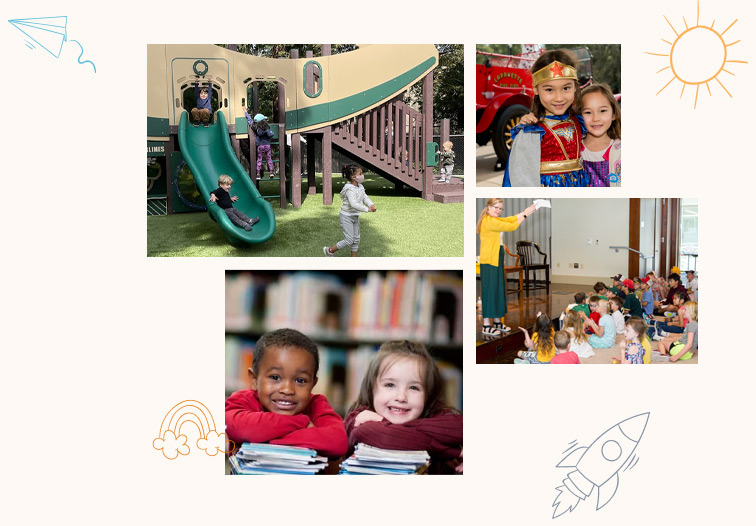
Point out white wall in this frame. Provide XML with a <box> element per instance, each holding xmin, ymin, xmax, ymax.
<box><xmin>551</xmin><ymin>199</ymin><xmax>630</xmax><ymax>285</ymax></box>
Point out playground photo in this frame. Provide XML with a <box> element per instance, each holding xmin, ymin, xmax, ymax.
<box><xmin>475</xmin><ymin>198</ymin><xmax>698</xmax><ymax>364</ymax></box>
<box><xmin>475</xmin><ymin>44</ymin><xmax>621</xmax><ymax>187</ymax></box>
<box><xmin>147</xmin><ymin>44</ymin><xmax>464</xmax><ymax>256</ymax></box>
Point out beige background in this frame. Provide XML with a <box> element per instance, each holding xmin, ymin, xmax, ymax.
<box><xmin>3</xmin><ymin>0</ymin><xmax>754</xmax><ymax>524</ymax></box>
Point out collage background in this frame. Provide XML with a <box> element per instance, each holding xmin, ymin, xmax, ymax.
<box><xmin>3</xmin><ymin>0</ymin><xmax>754</xmax><ymax>523</ymax></box>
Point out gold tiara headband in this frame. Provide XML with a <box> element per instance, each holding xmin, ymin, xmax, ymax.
<box><xmin>532</xmin><ymin>61</ymin><xmax>578</xmax><ymax>87</ymax></box>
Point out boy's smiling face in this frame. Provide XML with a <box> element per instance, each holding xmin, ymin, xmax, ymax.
<box><xmin>200</xmin><ymin>89</ymin><xmax>209</xmax><ymax>100</ymax></box>
<box><xmin>249</xmin><ymin>346</ymin><xmax>317</xmax><ymax>415</ymax></box>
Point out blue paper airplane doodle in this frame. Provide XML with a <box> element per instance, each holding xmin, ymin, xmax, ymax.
<box><xmin>9</xmin><ymin>16</ymin><xmax>67</xmax><ymax>58</ymax></box>
<box><xmin>552</xmin><ymin>412</ymin><xmax>649</xmax><ymax>518</ymax></box>
<box><xmin>8</xmin><ymin>16</ymin><xmax>95</xmax><ymax>73</ymax></box>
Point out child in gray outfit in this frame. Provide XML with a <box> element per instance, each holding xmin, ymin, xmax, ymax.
<box><xmin>323</xmin><ymin>165</ymin><xmax>376</xmax><ymax>257</ymax></box>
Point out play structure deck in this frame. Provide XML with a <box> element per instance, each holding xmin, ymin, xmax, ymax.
<box><xmin>147</xmin><ymin>44</ymin><xmax>462</xmax><ymax>241</ymax></box>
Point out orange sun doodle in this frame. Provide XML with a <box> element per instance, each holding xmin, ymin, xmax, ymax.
<box><xmin>646</xmin><ymin>1</ymin><xmax>748</xmax><ymax>108</ymax></box>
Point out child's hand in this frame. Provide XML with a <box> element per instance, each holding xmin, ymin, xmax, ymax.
<box><xmin>209</xmin><ymin>194</ymin><xmax>217</xmax><ymax>202</ymax></box>
<box><xmin>520</xmin><ymin>112</ymin><xmax>538</xmax><ymax>125</ymax></box>
<box><xmin>307</xmin><ymin>419</ymin><xmax>315</xmax><ymax>428</ymax></box>
<box><xmin>518</xmin><ymin>326</ymin><xmax>528</xmax><ymax>334</ymax></box>
<box><xmin>231</xmin><ymin>195</ymin><xmax>239</xmax><ymax>202</ymax></box>
<box><xmin>455</xmin><ymin>448</ymin><xmax>463</xmax><ymax>473</ymax></box>
<box><xmin>369</xmin><ymin>204</ymin><xmax>377</xmax><ymax>212</ymax></box>
<box><xmin>579</xmin><ymin>311</ymin><xmax>588</xmax><ymax>320</ymax></box>
<box><xmin>354</xmin><ymin>410</ymin><xmax>383</xmax><ymax>427</ymax></box>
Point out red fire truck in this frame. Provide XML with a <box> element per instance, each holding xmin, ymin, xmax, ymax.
<box><xmin>476</xmin><ymin>46</ymin><xmax>594</xmax><ymax>170</ymax></box>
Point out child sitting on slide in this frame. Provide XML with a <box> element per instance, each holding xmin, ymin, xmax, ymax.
<box><xmin>225</xmin><ymin>328</ymin><xmax>348</xmax><ymax>458</ymax></box>
<box><xmin>209</xmin><ymin>174</ymin><xmax>260</xmax><ymax>231</ymax></box>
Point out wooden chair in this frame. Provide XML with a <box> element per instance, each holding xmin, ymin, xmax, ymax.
<box><xmin>502</xmin><ymin>244</ymin><xmax>524</xmax><ymax>298</ymax></box>
<box><xmin>516</xmin><ymin>241</ymin><xmax>550</xmax><ymax>294</ymax></box>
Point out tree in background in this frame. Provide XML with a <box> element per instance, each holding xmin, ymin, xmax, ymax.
<box><xmin>407</xmin><ymin>44</ymin><xmax>463</xmax><ymax>133</ymax></box>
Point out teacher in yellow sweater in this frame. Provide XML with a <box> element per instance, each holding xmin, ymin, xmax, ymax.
<box><xmin>477</xmin><ymin>199</ymin><xmax>538</xmax><ymax>337</ymax></box>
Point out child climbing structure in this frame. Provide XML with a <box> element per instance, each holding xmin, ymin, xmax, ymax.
<box><xmin>147</xmin><ymin>44</ymin><xmax>461</xmax><ymax>244</ymax></box>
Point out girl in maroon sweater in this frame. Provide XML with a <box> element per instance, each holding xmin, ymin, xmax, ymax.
<box><xmin>344</xmin><ymin>341</ymin><xmax>463</xmax><ymax>473</ymax></box>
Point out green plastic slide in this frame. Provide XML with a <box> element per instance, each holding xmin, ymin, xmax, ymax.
<box><xmin>178</xmin><ymin>111</ymin><xmax>275</xmax><ymax>246</ymax></box>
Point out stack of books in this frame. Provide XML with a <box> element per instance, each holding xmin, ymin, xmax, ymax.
<box><xmin>339</xmin><ymin>443</ymin><xmax>430</xmax><ymax>475</ymax></box>
<box><xmin>229</xmin><ymin>443</ymin><xmax>328</xmax><ymax>475</ymax></box>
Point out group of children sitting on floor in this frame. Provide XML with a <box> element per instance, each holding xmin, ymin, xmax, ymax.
<box><xmin>225</xmin><ymin>328</ymin><xmax>463</xmax><ymax>473</ymax></box>
<box><xmin>515</xmin><ymin>269</ymin><xmax>698</xmax><ymax>364</ymax></box>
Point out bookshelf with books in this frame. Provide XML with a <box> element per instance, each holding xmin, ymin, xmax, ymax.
<box><xmin>225</xmin><ymin>270</ymin><xmax>463</xmax><ymax>416</ymax></box>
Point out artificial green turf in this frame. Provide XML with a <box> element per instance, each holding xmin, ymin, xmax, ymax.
<box><xmin>147</xmin><ymin>174</ymin><xmax>463</xmax><ymax>257</ymax></box>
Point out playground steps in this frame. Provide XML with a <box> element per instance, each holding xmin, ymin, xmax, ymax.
<box><xmin>331</xmin><ymin>100</ymin><xmax>426</xmax><ymax>194</ymax></box>
<box><xmin>431</xmin><ymin>178</ymin><xmax>464</xmax><ymax>204</ymax></box>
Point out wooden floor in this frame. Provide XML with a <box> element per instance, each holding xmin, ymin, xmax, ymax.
<box><xmin>476</xmin><ymin>281</ymin><xmax>584</xmax><ymax>364</ymax></box>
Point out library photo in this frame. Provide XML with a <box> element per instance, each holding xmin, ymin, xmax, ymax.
<box><xmin>147</xmin><ymin>44</ymin><xmax>464</xmax><ymax>257</ymax></box>
<box><xmin>475</xmin><ymin>44</ymin><xmax>621</xmax><ymax>187</ymax></box>
<box><xmin>476</xmin><ymin>198</ymin><xmax>698</xmax><ymax>364</ymax></box>
<box><xmin>225</xmin><ymin>270</ymin><xmax>463</xmax><ymax>474</ymax></box>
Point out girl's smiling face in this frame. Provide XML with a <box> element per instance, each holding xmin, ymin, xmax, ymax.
<box><xmin>536</xmin><ymin>79</ymin><xmax>576</xmax><ymax>115</ymax></box>
<box><xmin>372</xmin><ymin>357</ymin><xmax>425</xmax><ymax>424</ymax></box>
<box><xmin>487</xmin><ymin>202</ymin><xmax>503</xmax><ymax>218</ymax></box>
<box><xmin>581</xmin><ymin>91</ymin><xmax>615</xmax><ymax>139</ymax></box>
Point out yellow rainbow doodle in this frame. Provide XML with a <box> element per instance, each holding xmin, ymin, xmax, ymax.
<box><xmin>153</xmin><ymin>400</ymin><xmax>233</xmax><ymax>460</ymax></box>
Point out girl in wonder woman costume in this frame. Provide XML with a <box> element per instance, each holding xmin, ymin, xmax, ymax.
<box><xmin>503</xmin><ymin>49</ymin><xmax>589</xmax><ymax>187</ymax></box>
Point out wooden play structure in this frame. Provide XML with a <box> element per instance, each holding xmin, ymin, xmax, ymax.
<box><xmin>147</xmin><ymin>44</ymin><xmax>462</xmax><ymax>236</ymax></box>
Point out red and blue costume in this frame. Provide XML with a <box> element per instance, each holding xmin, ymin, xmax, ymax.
<box><xmin>503</xmin><ymin>113</ymin><xmax>589</xmax><ymax>187</ymax></box>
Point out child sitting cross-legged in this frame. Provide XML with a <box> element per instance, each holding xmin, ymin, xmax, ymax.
<box><xmin>550</xmin><ymin>330</ymin><xmax>581</xmax><ymax>364</ymax></box>
<box><xmin>656</xmin><ymin>301</ymin><xmax>698</xmax><ymax>362</ymax></box>
<box><xmin>564</xmin><ymin>292</ymin><xmax>590</xmax><ymax>318</ymax></box>
<box><xmin>583</xmin><ymin>295</ymin><xmax>602</xmax><ymax>334</ymax></box>
<box><xmin>563</xmin><ymin>310</ymin><xmax>595</xmax><ymax>359</ymax></box>
<box><xmin>652</xmin><ymin>292</ymin><xmax>688</xmax><ymax>339</ymax></box>
<box><xmin>581</xmin><ymin>299</ymin><xmax>617</xmax><ymax>349</ymax></box>
<box><xmin>614</xmin><ymin>316</ymin><xmax>647</xmax><ymax>364</ymax></box>
<box><xmin>225</xmin><ymin>328</ymin><xmax>348</xmax><ymax>458</ymax></box>
<box><xmin>609</xmin><ymin>296</ymin><xmax>626</xmax><ymax>334</ymax></box>
<box><xmin>515</xmin><ymin>313</ymin><xmax>555</xmax><ymax>364</ymax></box>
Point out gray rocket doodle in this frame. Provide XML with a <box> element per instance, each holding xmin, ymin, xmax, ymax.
<box><xmin>552</xmin><ymin>412</ymin><xmax>649</xmax><ymax>518</ymax></box>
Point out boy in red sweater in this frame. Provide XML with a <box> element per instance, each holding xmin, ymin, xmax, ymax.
<box><xmin>225</xmin><ymin>328</ymin><xmax>347</xmax><ymax>458</ymax></box>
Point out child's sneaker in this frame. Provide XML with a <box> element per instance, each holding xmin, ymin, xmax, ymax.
<box><xmin>323</xmin><ymin>246</ymin><xmax>333</xmax><ymax>257</ymax></box>
<box><xmin>256</xmin><ymin>174</ymin><xmax>262</xmax><ymax>180</ymax></box>
<box><xmin>248</xmin><ymin>217</ymin><xmax>260</xmax><ymax>227</ymax></box>
<box><xmin>203</xmin><ymin>122</ymin><xmax>210</xmax><ymax>128</ymax></box>
<box><xmin>659</xmin><ymin>330</ymin><xmax>670</xmax><ymax>338</ymax></box>
<box><xmin>243</xmin><ymin>224</ymin><xmax>252</xmax><ymax>231</ymax></box>
<box><xmin>652</xmin><ymin>334</ymin><xmax>664</xmax><ymax>341</ymax></box>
